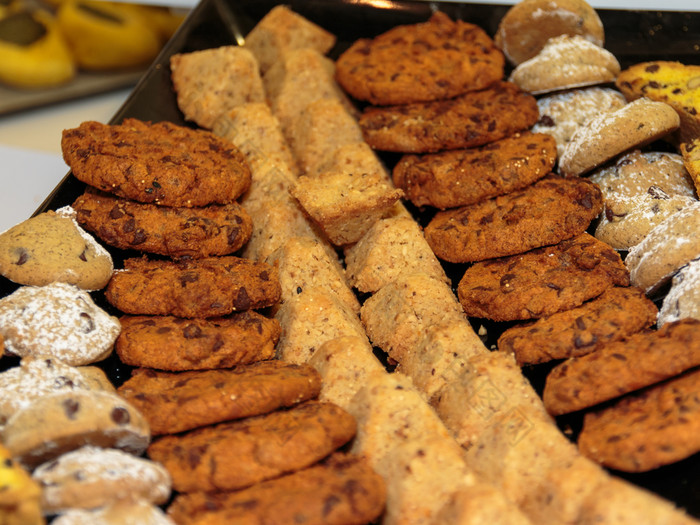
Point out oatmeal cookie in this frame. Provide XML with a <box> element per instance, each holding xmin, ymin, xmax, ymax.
<box><xmin>117</xmin><ymin>361</ymin><xmax>322</xmax><ymax>435</ymax></box>
<box><xmin>543</xmin><ymin>318</ymin><xmax>700</xmax><ymax>415</ymax></box>
<box><xmin>498</xmin><ymin>286</ymin><xmax>658</xmax><ymax>365</ymax></box>
<box><xmin>73</xmin><ymin>191</ymin><xmax>252</xmax><ymax>258</ymax></box>
<box><xmin>335</xmin><ymin>11</ymin><xmax>504</xmax><ymax>106</ymax></box>
<box><xmin>105</xmin><ymin>256</ymin><xmax>280</xmax><ymax>318</ymax></box>
<box><xmin>359</xmin><ymin>81</ymin><xmax>538</xmax><ymax>153</ymax></box>
<box><xmin>148</xmin><ymin>401</ymin><xmax>355</xmax><ymax>493</ymax></box>
<box><xmin>425</xmin><ymin>175</ymin><xmax>603</xmax><ymax>263</ymax></box>
<box><xmin>62</xmin><ymin>119</ymin><xmax>251</xmax><ymax>207</ymax></box>
<box><xmin>393</xmin><ymin>131</ymin><xmax>557</xmax><ymax>209</ymax></box>
<box><xmin>115</xmin><ymin>312</ymin><xmax>280</xmax><ymax>371</ymax></box>
<box><xmin>457</xmin><ymin>233</ymin><xmax>629</xmax><ymax>321</ymax></box>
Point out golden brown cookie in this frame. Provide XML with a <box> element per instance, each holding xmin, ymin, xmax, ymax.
<box><xmin>0</xmin><ymin>443</ymin><xmax>43</xmax><ymax>525</ymax></box>
<box><xmin>62</xmin><ymin>119</ymin><xmax>251</xmax><ymax>207</ymax></box>
<box><xmin>117</xmin><ymin>361</ymin><xmax>322</xmax><ymax>435</ymax></box>
<box><xmin>148</xmin><ymin>401</ymin><xmax>356</xmax><ymax>493</ymax></box>
<box><xmin>424</xmin><ymin>175</ymin><xmax>603</xmax><ymax>263</ymax></box>
<box><xmin>393</xmin><ymin>131</ymin><xmax>557</xmax><ymax>209</ymax></box>
<box><xmin>497</xmin><ymin>286</ymin><xmax>658</xmax><ymax>365</ymax></box>
<box><xmin>166</xmin><ymin>453</ymin><xmax>386</xmax><ymax>525</ymax></box>
<box><xmin>335</xmin><ymin>11</ymin><xmax>504</xmax><ymax>106</ymax></box>
<box><xmin>105</xmin><ymin>256</ymin><xmax>281</xmax><ymax>318</ymax></box>
<box><xmin>72</xmin><ymin>191</ymin><xmax>253</xmax><ymax>258</ymax></box>
<box><xmin>543</xmin><ymin>318</ymin><xmax>700</xmax><ymax>416</ymax></box>
<box><xmin>359</xmin><ymin>81</ymin><xmax>538</xmax><ymax>153</ymax></box>
<box><xmin>457</xmin><ymin>233</ymin><xmax>629</xmax><ymax>321</ymax></box>
<box><xmin>681</xmin><ymin>136</ymin><xmax>700</xmax><ymax>196</ymax></box>
<box><xmin>115</xmin><ymin>312</ymin><xmax>280</xmax><ymax>371</ymax></box>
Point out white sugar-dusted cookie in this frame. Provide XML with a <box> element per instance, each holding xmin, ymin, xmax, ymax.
<box><xmin>0</xmin><ymin>208</ymin><xmax>113</xmax><ymax>291</ymax></box>
<box><xmin>0</xmin><ymin>282</ymin><xmax>121</xmax><ymax>365</ymax></box>
<box><xmin>658</xmin><ymin>258</ymin><xmax>700</xmax><ymax>326</ymax></box>
<box><xmin>51</xmin><ymin>499</ymin><xmax>174</xmax><ymax>525</ymax></box>
<box><xmin>0</xmin><ymin>357</ymin><xmax>114</xmax><ymax>427</ymax></box>
<box><xmin>559</xmin><ymin>99</ymin><xmax>680</xmax><ymax>176</ymax></box>
<box><xmin>532</xmin><ymin>87</ymin><xmax>626</xmax><ymax>157</ymax></box>
<box><xmin>33</xmin><ymin>446</ymin><xmax>171</xmax><ymax>514</ymax></box>
<box><xmin>509</xmin><ymin>35</ymin><xmax>619</xmax><ymax>95</ymax></box>
<box><xmin>625</xmin><ymin>202</ymin><xmax>700</xmax><ymax>295</ymax></box>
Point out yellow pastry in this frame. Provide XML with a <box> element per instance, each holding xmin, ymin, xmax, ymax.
<box><xmin>0</xmin><ymin>444</ymin><xmax>44</xmax><ymax>525</ymax></box>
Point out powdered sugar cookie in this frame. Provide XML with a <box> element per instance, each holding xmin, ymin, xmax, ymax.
<box><xmin>0</xmin><ymin>282</ymin><xmax>121</xmax><ymax>366</ymax></box>
<box><xmin>559</xmin><ymin>98</ymin><xmax>680</xmax><ymax>176</ymax></box>
<box><xmin>658</xmin><ymin>258</ymin><xmax>700</xmax><ymax>326</ymax></box>
<box><xmin>51</xmin><ymin>499</ymin><xmax>174</xmax><ymax>525</ymax></box>
<box><xmin>509</xmin><ymin>35</ymin><xmax>620</xmax><ymax>95</ymax></box>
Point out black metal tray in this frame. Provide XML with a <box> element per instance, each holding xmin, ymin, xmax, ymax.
<box><xmin>3</xmin><ymin>0</ymin><xmax>700</xmax><ymax>518</ymax></box>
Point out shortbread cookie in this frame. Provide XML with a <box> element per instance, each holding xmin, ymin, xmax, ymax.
<box><xmin>0</xmin><ymin>443</ymin><xmax>43</xmax><ymax>525</ymax></box>
<box><xmin>0</xmin><ymin>357</ymin><xmax>114</xmax><ymax>426</ymax></box>
<box><xmin>115</xmin><ymin>311</ymin><xmax>280</xmax><ymax>371</ymax></box>
<box><xmin>170</xmin><ymin>46</ymin><xmax>265</xmax><ymax>129</ymax></box>
<box><xmin>62</xmin><ymin>119</ymin><xmax>251</xmax><ymax>207</ymax></box>
<box><xmin>457</xmin><ymin>233</ymin><xmax>629</xmax><ymax>321</ymax></box>
<box><xmin>625</xmin><ymin>201</ymin><xmax>700</xmax><ymax>294</ymax></box>
<box><xmin>532</xmin><ymin>87</ymin><xmax>627</xmax><ymax>157</ymax></box>
<box><xmin>52</xmin><ymin>499</ymin><xmax>174</xmax><ymax>525</ymax></box>
<box><xmin>578</xmin><ymin>367</ymin><xmax>700</xmax><ymax>472</ymax></box>
<box><xmin>243</xmin><ymin>4</ymin><xmax>336</xmax><ymax>74</ymax></box>
<box><xmin>166</xmin><ymin>453</ymin><xmax>386</xmax><ymax>525</ymax></box>
<box><xmin>616</xmin><ymin>60</ymin><xmax>700</xmax><ymax>144</ymax></box>
<box><xmin>2</xmin><ymin>389</ymin><xmax>150</xmax><ymax>468</ymax></box>
<box><xmin>148</xmin><ymin>401</ymin><xmax>355</xmax><ymax>493</ymax></box>
<box><xmin>498</xmin><ymin>286</ymin><xmax>658</xmax><ymax>365</ymax></box>
<box><xmin>558</xmin><ymin>98</ymin><xmax>680</xmax><ymax>176</ymax></box>
<box><xmin>494</xmin><ymin>0</ymin><xmax>604</xmax><ymax>65</ymax></box>
<box><xmin>117</xmin><ymin>361</ymin><xmax>322</xmax><ymax>435</ymax></box>
<box><xmin>33</xmin><ymin>446</ymin><xmax>171</xmax><ymax>514</ymax></box>
<box><xmin>543</xmin><ymin>318</ymin><xmax>700</xmax><ymax>415</ymax></box>
<box><xmin>105</xmin><ymin>256</ymin><xmax>280</xmax><ymax>318</ymax></box>
<box><xmin>393</xmin><ymin>131</ymin><xmax>557</xmax><ymax>209</ymax></box>
<box><xmin>0</xmin><ymin>282</ymin><xmax>120</xmax><ymax>365</ymax></box>
<box><xmin>509</xmin><ymin>34</ymin><xmax>620</xmax><ymax>95</ymax></box>
<box><xmin>588</xmin><ymin>149</ymin><xmax>696</xmax><ymax>201</ymax></box>
<box><xmin>359</xmin><ymin>81</ymin><xmax>538</xmax><ymax>153</ymax></box>
<box><xmin>658</xmin><ymin>258</ymin><xmax>700</xmax><ymax>326</ymax></box>
<box><xmin>72</xmin><ymin>191</ymin><xmax>253</xmax><ymax>258</ymax></box>
<box><xmin>336</xmin><ymin>11</ymin><xmax>504</xmax><ymax>106</ymax></box>
<box><xmin>425</xmin><ymin>175</ymin><xmax>603</xmax><ymax>263</ymax></box>
<box><xmin>0</xmin><ymin>209</ymin><xmax>113</xmax><ymax>290</ymax></box>
<box><xmin>595</xmin><ymin>191</ymin><xmax>696</xmax><ymax>250</ymax></box>
<box><xmin>681</xmin><ymin>136</ymin><xmax>700</xmax><ymax>195</ymax></box>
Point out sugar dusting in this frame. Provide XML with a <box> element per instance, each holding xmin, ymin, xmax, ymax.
<box><xmin>659</xmin><ymin>258</ymin><xmax>700</xmax><ymax>326</ymax></box>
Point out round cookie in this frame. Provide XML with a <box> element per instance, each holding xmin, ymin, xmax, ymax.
<box><xmin>0</xmin><ymin>357</ymin><xmax>114</xmax><ymax>426</ymax></box>
<box><xmin>0</xmin><ymin>443</ymin><xmax>43</xmax><ymax>525</ymax></box>
<box><xmin>51</xmin><ymin>499</ymin><xmax>175</xmax><ymax>525</ymax></box>
<box><xmin>589</xmin><ymin>149</ymin><xmax>696</xmax><ymax>201</ymax></box>
<box><xmin>0</xmin><ymin>208</ymin><xmax>113</xmax><ymax>290</ymax></box>
<box><xmin>625</xmin><ymin>201</ymin><xmax>700</xmax><ymax>295</ymax></box>
<box><xmin>508</xmin><ymin>34</ymin><xmax>620</xmax><ymax>95</ymax></box>
<box><xmin>532</xmin><ymin>87</ymin><xmax>627</xmax><ymax>157</ymax></box>
<box><xmin>494</xmin><ymin>0</ymin><xmax>605</xmax><ymax>66</ymax></box>
<box><xmin>558</xmin><ymin>98</ymin><xmax>681</xmax><ymax>177</ymax></box>
<box><xmin>335</xmin><ymin>11</ymin><xmax>504</xmax><ymax>106</ymax></box>
<box><xmin>0</xmin><ymin>282</ymin><xmax>121</xmax><ymax>366</ymax></box>
<box><xmin>658</xmin><ymin>257</ymin><xmax>700</xmax><ymax>327</ymax></box>
<box><xmin>33</xmin><ymin>446</ymin><xmax>171</xmax><ymax>514</ymax></box>
<box><xmin>2</xmin><ymin>389</ymin><xmax>151</xmax><ymax>469</ymax></box>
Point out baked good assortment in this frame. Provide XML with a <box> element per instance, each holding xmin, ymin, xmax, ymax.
<box><xmin>3</xmin><ymin>1</ymin><xmax>700</xmax><ymax>524</ymax></box>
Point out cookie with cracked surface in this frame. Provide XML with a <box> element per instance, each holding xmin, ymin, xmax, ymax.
<box><xmin>166</xmin><ymin>453</ymin><xmax>386</xmax><ymax>525</ymax></box>
<box><xmin>72</xmin><ymin>191</ymin><xmax>252</xmax><ymax>258</ymax></box>
<box><xmin>115</xmin><ymin>311</ymin><xmax>280</xmax><ymax>371</ymax></box>
<box><xmin>359</xmin><ymin>81</ymin><xmax>538</xmax><ymax>153</ymax></box>
<box><xmin>457</xmin><ymin>233</ymin><xmax>629</xmax><ymax>321</ymax></box>
<box><xmin>117</xmin><ymin>360</ymin><xmax>322</xmax><ymax>435</ymax></box>
<box><xmin>543</xmin><ymin>318</ymin><xmax>700</xmax><ymax>416</ymax></box>
<box><xmin>393</xmin><ymin>131</ymin><xmax>557</xmax><ymax>209</ymax></box>
<box><xmin>61</xmin><ymin>119</ymin><xmax>251</xmax><ymax>207</ymax></box>
<box><xmin>105</xmin><ymin>256</ymin><xmax>280</xmax><ymax>318</ymax></box>
<box><xmin>498</xmin><ymin>286</ymin><xmax>658</xmax><ymax>365</ymax></box>
<box><xmin>335</xmin><ymin>11</ymin><xmax>504</xmax><ymax>106</ymax></box>
<box><xmin>425</xmin><ymin>174</ymin><xmax>603</xmax><ymax>263</ymax></box>
<box><xmin>148</xmin><ymin>401</ymin><xmax>355</xmax><ymax>493</ymax></box>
